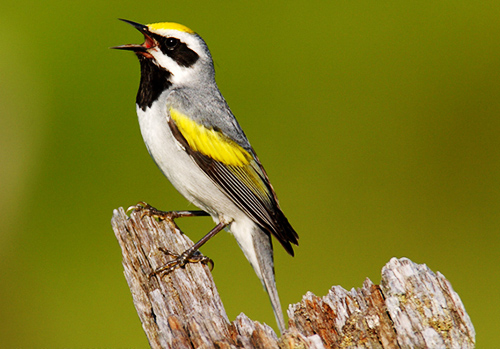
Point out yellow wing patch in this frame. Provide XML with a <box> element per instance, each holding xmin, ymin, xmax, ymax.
<box><xmin>170</xmin><ymin>108</ymin><xmax>252</xmax><ymax>167</ymax></box>
<box><xmin>147</xmin><ymin>22</ymin><xmax>194</xmax><ymax>34</ymax></box>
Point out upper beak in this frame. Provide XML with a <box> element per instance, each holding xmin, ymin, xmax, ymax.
<box><xmin>111</xmin><ymin>19</ymin><xmax>156</xmax><ymax>53</ymax></box>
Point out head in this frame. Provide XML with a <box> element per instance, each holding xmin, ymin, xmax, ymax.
<box><xmin>113</xmin><ymin>19</ymin><xmax>215</xmax><ymax>87</ymax></box>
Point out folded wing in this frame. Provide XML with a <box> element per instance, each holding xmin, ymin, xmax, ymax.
<box><xmin>168</xmin><ymin>107</ymin><xmax>299</xmax><ymax>255</ymax></box>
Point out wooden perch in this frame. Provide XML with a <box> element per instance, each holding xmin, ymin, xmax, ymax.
<box><xmin>111</xmin><ymin>207</ymin><xmax>475</xmax><ymax>349</ymax></box>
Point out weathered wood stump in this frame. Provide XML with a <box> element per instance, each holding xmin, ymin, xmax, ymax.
<box><xmin>111</xmin><ymin>207</ymin><xmax>475</xmax><ymax>348</ymax></box>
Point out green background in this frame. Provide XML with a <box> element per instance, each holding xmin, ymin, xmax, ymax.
<box><xmin>1</xmin><ymin>1</ymin><xmax>498</xmax><ymax>347</ymax></box>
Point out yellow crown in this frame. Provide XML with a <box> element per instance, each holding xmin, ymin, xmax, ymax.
<box><xmin>147</xmin><ymin>22</ymin><xmax>194</xmax><ymax>34</ymax></box>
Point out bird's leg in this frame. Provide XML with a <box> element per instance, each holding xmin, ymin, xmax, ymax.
<box><xmin>151</xmin><ymin>221</ymin><xmax>228</xmax><ymax>276</ymax></box>
<box><xmin>128</xmin><ymin>202</ymin><xmax>226</xmax><ymax>275</ymax></box>
<box><xmin>127</xmin><ymin>201</ymin><xmax>209</xmax><ymax>221</ymax></box>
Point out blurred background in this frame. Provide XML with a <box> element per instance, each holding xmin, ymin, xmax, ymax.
<box><xmin>1</xmin><ymin>0</ymin><xmax>499</xmax><ymax>347</ymax></box>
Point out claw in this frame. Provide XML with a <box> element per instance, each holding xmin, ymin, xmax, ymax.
<box><xmin>203</xmin><ymin>256</ymin><xmax>215</xmax><ymax>271</ymax></box>
<box><xmin>126</xmin><ymin>201</ymin><xmax>149</xmax><ymax>214</ymax></box>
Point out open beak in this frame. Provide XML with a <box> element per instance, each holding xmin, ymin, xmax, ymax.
<box><xmin>111</xmin><ymin>19</ymin><xmax>157</xmax><ymax>55</ymax></box>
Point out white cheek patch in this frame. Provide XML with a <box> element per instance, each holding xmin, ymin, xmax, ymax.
<box><xmin>152</xmin><ymin>50</ymin><xmax>195</xmax><ymax>84</ymax></box>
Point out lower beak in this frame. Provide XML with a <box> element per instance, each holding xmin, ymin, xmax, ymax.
<box><xmin>111</xmin><ymin>43</ymin><xmax>148</xmax><ymax>52</ymax></box>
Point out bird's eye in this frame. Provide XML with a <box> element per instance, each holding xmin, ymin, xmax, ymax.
<box><xmin>165</xmin><ymin>37</ymin><xmax>179</xmax><ymax>49</ymax></box>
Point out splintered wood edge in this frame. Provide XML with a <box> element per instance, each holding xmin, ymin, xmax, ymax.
<box><xmin>287</xmin><ymin>257</ymin><xmax>475</xmax><ymax>348</ymax></box>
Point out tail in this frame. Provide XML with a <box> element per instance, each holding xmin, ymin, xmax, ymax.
<box><xmin>252</xmin><ymin>226</ymin><xmax>286</xmax><ymax>334</ymax></box>
<box><xmin>230</xmin><ymin>220</ymin><xmax>286</xmax><ymax>334</ymax></box>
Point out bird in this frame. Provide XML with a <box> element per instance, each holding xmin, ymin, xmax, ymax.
<box><xmin>112</xmin><ymin>19</ymin><xmax>299</xmax><ymax>334</ymax></box>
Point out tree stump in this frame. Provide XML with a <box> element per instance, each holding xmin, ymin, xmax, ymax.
<box><xmin>111</xmin><ymin>207</ymin><xmax>475</xmax><ymax>348</ymax></box>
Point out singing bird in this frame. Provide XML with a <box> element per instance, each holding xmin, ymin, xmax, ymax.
<box><xmin>113</xmin><ymin>19</ymin><xmax>299</xmax><ymax>333</ymax></box>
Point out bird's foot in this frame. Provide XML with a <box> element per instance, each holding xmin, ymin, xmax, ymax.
<box><xmin>127</xmin><ymin>201</ymin><xmax>209</xmax><ymax>221</ymax></box>
<box><xmin>127</xmin><ymin>201</ymin><xmax>173</xmax><ymax>220</ymax></box>
<box><xmin>150</xmin><ymin>247</ymin><xmax>214</xmax><ymax>277</ymax></box>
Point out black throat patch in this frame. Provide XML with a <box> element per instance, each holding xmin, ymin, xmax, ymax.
<box><xmin>135</xmin><ymin>37</ymin><xmax>199</xmax><ymax>111</ymax></box>
<box><xmin>136</xmin><ymin>55</ymin><xmax>172</xmax><ymax>111</ymax></box>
